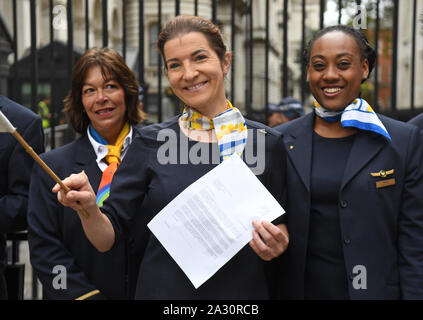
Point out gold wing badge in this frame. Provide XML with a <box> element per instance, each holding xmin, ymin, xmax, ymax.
<box><xmin>370</xmin><ymin>169</ymin><xmax>395</xmax><ymax>188</ymax></box>
<box><xmin>370</xmin><ymin>169</ymin><xmax>394</xmax><ymax>178</ymax></box>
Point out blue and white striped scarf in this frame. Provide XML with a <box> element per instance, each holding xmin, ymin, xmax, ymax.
<box><xmin>314</xmin><ymin>98</ymin><xmax>391</xmax><ymax>141</ymax></box>
<box><xmin>181</xmin><ymin>100</ymin><xmax>248</xmax><ymax>162</ymax></box>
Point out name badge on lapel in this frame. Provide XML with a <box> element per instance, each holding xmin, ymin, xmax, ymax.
<box><xmin>375</xmin><ymin>178</ymin><xmax>395</xmax><ymax>189</ymax></box>
<box><xmin>370</xmin><ymin>169</ymin><xmax>395</xmax><ymax>189</ymax></box>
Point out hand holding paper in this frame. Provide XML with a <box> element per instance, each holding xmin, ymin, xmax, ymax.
<box><xmin>148</xmin><ymin>153</ymin><xmax>286</xmax><ymax>289</ymax></box>
<box><xmin>250</xmin><ymin>220</ymin><xmax>289</xmax><ymax>261</ymax></box>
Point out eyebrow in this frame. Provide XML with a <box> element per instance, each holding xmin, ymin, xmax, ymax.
<box><xmin>82</xmin><ymin>77</ymin><xmax>116</xmax><ymax>86</ymax></box>
<box><xmin>311</xmin><ymin>52</ymin><xmax>354</xmax><ymax>60</ymax></box>
<box><xmin>166</xmin><ymin>49</ymin><xmax>209</xmax><ymax>64</ymax></box>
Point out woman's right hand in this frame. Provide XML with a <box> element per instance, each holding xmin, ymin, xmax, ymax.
<box><xmin>52</xmin><ymin>171</ymin><xmax>98</xmax><ymax>217</ymax></box>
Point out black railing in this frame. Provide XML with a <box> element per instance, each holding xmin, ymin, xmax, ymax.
<box><xmin>6</xmin><ymin>232</ymin><xmax>34</xmax><ymax>300</ymax></box>
<box><xmin>1</xmin><ymin>0</ymin><xmax>422</xmax><ymax>299</ymax></box>
<box><xmin>5</xmin><ymin>1</ymin><xmax>423</xmax><ymax>126</ymax></box>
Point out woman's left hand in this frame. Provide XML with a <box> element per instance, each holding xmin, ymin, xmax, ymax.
<box><xmin>249</xmin><ymin>221</ymin><xmax>289</xmax><ymax>261</ymax></box>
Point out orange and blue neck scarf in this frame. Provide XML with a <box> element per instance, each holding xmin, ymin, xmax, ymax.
<box><xmin>181</xmin><ymin>100</ymin><xmax>248</xmax><ymax>162</ymax></box>
<box><xmin>89</xmin><ymin>122</ymin><xmax>130</xmax><ymax>207</ymax></box>
<box><xmin>314</xmin><ymin>98</ymin><xmax>391</xmax><ymax>141</ymax></box>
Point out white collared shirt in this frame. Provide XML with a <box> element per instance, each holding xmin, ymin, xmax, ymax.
<box><xmin>87</xmin><ymin>125</ymin><xmax>133</xmax><ymax>172</ymax></box>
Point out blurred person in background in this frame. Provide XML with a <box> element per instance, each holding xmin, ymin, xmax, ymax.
<box><xmin>267</xmin><ymin>97</ymin><xmax>304</xmax><ymax>128</ymax></box>
<box><xmin>0</xmin><ymin>96</ymin><xmax>44</xmax><ymax>299</ymax></box>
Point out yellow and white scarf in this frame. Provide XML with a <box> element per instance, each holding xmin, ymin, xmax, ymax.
<box><xmin>181</xmin><ymin>100</ymin><xmax>248</xmax><ymax>162</ymax></box>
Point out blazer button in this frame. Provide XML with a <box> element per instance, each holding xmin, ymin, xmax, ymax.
<box><xmin>340</xmin><ymin>200</ymin><xmax>348</xmax><ymax>208</ymax></box>
<box><xmin>344</xmin><ymin>236</ymin><xmax>351</xmax><ymax>245</ymax></box>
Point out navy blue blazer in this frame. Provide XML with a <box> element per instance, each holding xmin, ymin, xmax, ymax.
<box><xmin>101</xmin><ymin>117</ymin><xmax>287</xmax><ymax>299</ymax></box>
<box><xmin>408</xmin><ymin>113</ymin><xmax>423</xmax><ymax>131</ymax></box>
<box><xmin>27</xmin><ymin>134</ymin><xmax>134</xmax><ymax>300</ymax></box>
<box><xmin>0</xmin><ymin>96</ymin><xmax>44</xmax><ymax>299</ymax></box>
<box><xmin>275</xmin><ymin>112</ymin><xmax>423</xmax><ymax>299</ymax></box>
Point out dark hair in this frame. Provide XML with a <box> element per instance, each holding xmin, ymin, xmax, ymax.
<box><xmin>157</xmin><ymin>15</ymin><xmax>227</xmax><ymax>69</ymax></box>
<box><xmin>303</xmin><ymin>25</ymin><xmax>376</xmax><ymax>83</ymax></box>
<box><xmin>63</xmin><ymin>47</ymin><xmax>145</xmax><ymax>134</ymax></box>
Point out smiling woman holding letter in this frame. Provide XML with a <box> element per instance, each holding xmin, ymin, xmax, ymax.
<box><xmin>54</xmin><ymin>15</ymin><xmax>289</xmax><ymax>299</ymax></box>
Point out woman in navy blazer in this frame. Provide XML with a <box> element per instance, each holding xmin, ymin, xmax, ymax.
<box><xmin>275</xmin><ymin>25</ymin><xmax>423</xmax><ymax>299</ymax></box>
<box><xmin>27</xmin><ymin>48</ymin><xmax>146</xmax><ymax>299</ymax></box>
<box><xmin>51</xmin><ymin>16</ymin><xmax>289</xmax><ymax>300</ymax></box>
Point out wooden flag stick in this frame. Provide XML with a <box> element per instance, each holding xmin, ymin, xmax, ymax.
<box><xmin>12</xmin><ymin>130</ymin><xmax>90</xmax><ymax>218</ymax></box>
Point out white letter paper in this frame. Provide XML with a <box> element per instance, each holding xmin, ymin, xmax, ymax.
<box><xmin>147</xmin><ymin>154</ymin><xmax>285</xmax><ymax>289</ymax></box>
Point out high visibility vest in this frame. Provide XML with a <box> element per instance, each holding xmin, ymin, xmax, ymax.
<box><xmin>38</xmin><ymin>101</ymin><xmax>50</xmax><ymax>128</ymax></box>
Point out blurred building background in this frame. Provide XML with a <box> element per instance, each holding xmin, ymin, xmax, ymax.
<box><xmin>1</xmin><ymin>0</ymin><xmax>420</xmax><ymax>129</ymax></box>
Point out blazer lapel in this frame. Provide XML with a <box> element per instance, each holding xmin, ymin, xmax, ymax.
<box><xmin>282</xmin><ymin>113</ymin><xmax>314</xmax><ymax>192</ymax></box>
<box><xmin>74</xmin><ymin>135</ymin><xmax>102</xmax><ymax>190</ymax></box>
<box><xmin>341</xmin><ymin>131</ymin><xmax>387</xmax><ymax>190</ymax></box>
